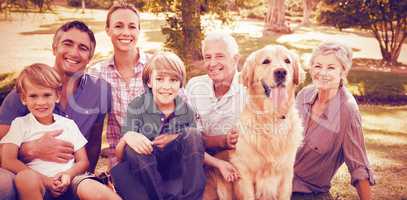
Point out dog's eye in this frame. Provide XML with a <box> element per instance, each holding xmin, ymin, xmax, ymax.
<box><xmin>262</xmin><ymin>59</ymin><xmax>271</xmax><ymax>64</ymax></box>
<box><xmin>284</xmin><ymin>58</ymin><xmax>291</xmax><ymax>64</ymax></box>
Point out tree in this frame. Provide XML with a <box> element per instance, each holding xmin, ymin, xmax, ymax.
<box><xmin>146</xmin><ymin>0</ymin><xmax>232</xmax><ymax>64</ymax></box>
<box><xmin>264</xmin><ymin>0</ymin><xmax>291</xmax><ymax>34</ymax></box>
<box><xmin>302</xmin><ymin>0</ymin><xmax>319</xmax><ymax>25</ymax></box>
<box><xmin>317</xmin><ymin>0</ymin><xmax>407</xmax><ymax>65</ymax></box>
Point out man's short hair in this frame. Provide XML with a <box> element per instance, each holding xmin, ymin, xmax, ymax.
<box><xmin>202</xmin><ymin>32</ymin><xmax>239</xmax><ymax>56</ymax></box>
<box><xmin>52</xmin><ymin>20</ymin><xmax>96</xmax><ymax>59</ymax></box>
<box><xmin>106</xmin><ymin>1</ymin><xmax>140</xmax><ymax>29</ymax></box>
<box><xmin>142</xmin><ymin>51</ymin><xmax>186</xmax><ymax>88</ymax></box>
<box><xmin>16</xmin><ymin>63</ymin><xmax>62</xmax><ymax>95</ymax></box>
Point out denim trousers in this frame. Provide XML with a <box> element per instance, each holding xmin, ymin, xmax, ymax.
<box><xmin>111</xmin><ymin>129</ymin><xmax>206</xmax><ymax>200</ymax></box>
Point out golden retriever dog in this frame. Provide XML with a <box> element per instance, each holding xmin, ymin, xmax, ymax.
<box><xmin>203</xmin><ymin>45</ymin><xmax>305</xmax><ymax>200</ymax></box>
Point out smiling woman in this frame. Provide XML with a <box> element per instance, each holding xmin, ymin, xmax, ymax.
<box><xmin>293</xmin><ymin>42</ymin><xmax>375</xmax><ymax>200</ymax></box>
<box><xmin>87</xmin><ymin>1</ymin><xmax>147</xmax><ymax>167</ymax></box>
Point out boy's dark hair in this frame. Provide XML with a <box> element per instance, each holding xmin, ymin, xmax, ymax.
<box><xmin>52</xmin><ymin>20</ymin><xmax>96</xmax><ymax>59</ymax></box>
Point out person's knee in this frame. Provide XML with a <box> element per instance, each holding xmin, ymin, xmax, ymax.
<box><xmin>15</xmin><ymin>169</ymin><xmax>42</xmax><ymax>188</ymax></box>
<box><xmin>77</xmin><ymin>179</ymin><xmax>121</xmax><ymax>200</ymax></box>
<box><xmin>0</xmin><ymin>168</ymin><xmax>16</xmax><ymax>200</ymax></box>
<box><xmin>124</xmin><ymin>146</ymin><xmax>155</xmax><ymax>171</ymax></box>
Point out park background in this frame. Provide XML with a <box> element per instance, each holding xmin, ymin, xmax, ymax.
<box><xmin>0</xmin><ymin>0</ymin><xmax>406</xmax><ymax>199</ymax></box>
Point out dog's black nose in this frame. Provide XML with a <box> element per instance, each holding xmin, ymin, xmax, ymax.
<box><xmin>274</xmin><ymin>68</ymin><xmax>287</xmax><ymax>85</ymax></box>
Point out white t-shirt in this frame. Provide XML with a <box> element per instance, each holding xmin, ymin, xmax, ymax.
<box><xmin>0</xmin><ymin>113</ymin><xmax>87</xmax><ymax>177</ymax></box>
<box><xmin>186</xmin><ymin>72</ymin><xmax>247</xmax><ymax>136</ymax></box>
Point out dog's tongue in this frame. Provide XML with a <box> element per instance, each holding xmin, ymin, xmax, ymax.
<box><xmin>271</xmin><ymin>87</ymin><xmax>287</xmax><ymax>109</ymax></box>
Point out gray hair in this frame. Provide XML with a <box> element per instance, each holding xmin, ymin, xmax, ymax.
<box><xmin>202</xmin><ymin>32</ymin><xmax>239</xmax><ymax>56</ymax></box>
<box><xmin>309</xmin><ymin>42</ymin><xmax>353</xmax><ymax>73</ymax></box>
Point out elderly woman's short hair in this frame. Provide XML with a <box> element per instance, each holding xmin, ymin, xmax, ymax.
<box><xmin>309</xmin><ymin>42</ymin><xmax>353</xmax><ymax>73</ymax></box>
<box><xmin>202</xmin><ymin>32</ymin><xmax>239</xmax><ymax>56</ymax></box>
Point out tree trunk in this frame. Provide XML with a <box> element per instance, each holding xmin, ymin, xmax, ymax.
<box><xmin>302</xmin><ymin>0</ymin><xmax>318</xmax><ymax>25</ymax></box>
<box><xmin>181</xmin><ymin>0</ymin><xmax>203</xmax><ymax>62</ymax></box>
<box><xmin>81</xmin><ymin>0</ymin><xmax>85</xmax><ymax>14</ymax></box>
<box><xmin>264</xmin><ymin>0</ymin><xmax>291</xmax><ymax>35</ymax></box>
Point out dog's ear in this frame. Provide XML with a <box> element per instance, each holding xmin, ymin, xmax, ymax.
<box><xmin>240</xmin><ymin>51</ymin><xmax>256</xmax><ymax>88</ymax></box>
<box><xmin>290</xmin><ymin>52</ymin><xmax>305</xmax><ymax>85</ymax></box>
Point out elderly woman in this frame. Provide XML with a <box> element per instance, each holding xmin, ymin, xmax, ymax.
<box><xmin>292</xmin><ymin>42</ymin><xmax>375</xmax><ymax>200</ymax></box>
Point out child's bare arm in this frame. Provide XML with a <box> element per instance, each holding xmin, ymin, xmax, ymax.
<box><xmin>204</xmin><ymin>152</ymin><xmax>240</xmax><ymax>182</ymax></box>
<box><xmin>1</xmin><ymin>143</ymin><xmax>31</xmax><ymax>173</ymax></box>
<box><xmin>62</xmin><ymin>147</ymin><xmax>89</xmax><ymax>180</ymax></box>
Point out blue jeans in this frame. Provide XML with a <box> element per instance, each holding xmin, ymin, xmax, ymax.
<box><xmin>111</xmin><ymin>129</ymin><xmax>206</xmax><ymax>200</ymax></box>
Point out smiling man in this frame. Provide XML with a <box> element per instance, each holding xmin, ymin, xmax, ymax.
<box><xmin>186</xmin><ymin>32</ymin><xmax>247</xmax><ymax>182</ymax></box>
<box><xmin>0</xmin><ymin>21</ymin><xmax>113</xmax><ymax>200</ymax></box>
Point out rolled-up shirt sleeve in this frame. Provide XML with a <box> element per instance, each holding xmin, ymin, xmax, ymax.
<box><xmin>343</xmin><ymin>108</ymin><xmax>375</xmax><ymax>186</ymax></box>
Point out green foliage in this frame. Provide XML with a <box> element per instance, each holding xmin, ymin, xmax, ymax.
<box><xmin>143</xmin><ymin>0</ymin><xmax>244</xmax><ymax>64</ymax></box>
<box><xmin>0</xmin><ymin>72</ymin><xmax>16</xmax><ymax>106</ymax></box>
<box><xmin>1</xmin><ymin>0</ymin><xmax>54</xmax><ymax>12</ymax></box>
<box><xmin>286</xmin><ymin>0</ymin><xmax>304</xmax><ymax>17</ymax></box>
<box><xmin>316</xmin><ymin>0</ymin><xmax>407</xmax><ymax>64</ymax></box>
<box><xmin>347</xmin><ymin>69</ymin><xmax>407</xmax><ymax>105</ymax></box>
<box><xmin>67</xmin><ymin>0</ymin><xmax>113</xmax><ymax>9</ymax></box>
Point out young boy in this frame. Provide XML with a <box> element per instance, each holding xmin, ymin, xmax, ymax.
<box><xmin>0</xmin><ymin>63</ymin><xmax>121</xmax><ymax>200</ymax></box>
<box><xmin>113</xmin><ymin>52</ymin><xmax>205</xmax><ymax>200</ymax></box>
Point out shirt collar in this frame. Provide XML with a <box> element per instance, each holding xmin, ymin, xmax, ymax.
<box><xmin>208</xmin><ymin>70</ymin><xmax>240</xmax><ymax>99</ymax></box>
<box><xmin>107</xmin><ymin>49</ymin><xmax>147</xmax><ymax>73</ymax></box>
<box><xmin>78</xmin><ymin>73</ymin><xmax>88</xmax><ymax>89</ymax></box>
<box><xmin>145</xmin><ymin>88</ymin><xmax>188</xmax><ymax>116</ymax></box>
<box><xmin>304</xmin><ymin>85</ymin><xmax>343</xmax><ymax>121</ymax></box>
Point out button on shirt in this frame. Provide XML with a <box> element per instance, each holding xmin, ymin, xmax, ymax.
<box><xmin>88</xmin><ymin>51</ymin><xmax>147</xmax><ymax>163</ymax></box>
<box><xmin>293</xmin><ymin>85</ymin><xmax>375</xmax><ymax>193</ymax></box>
<box><xmin>185</xmin><ymin>72</ymin><xmax>247</xmax><ymax>136</ymax></box>
<box><xmin>122</xmin><ymin>89</ymin><xmax>196</xmax><ymax>140</ymax></box>
<box><xmin>0</xmin><ymin>74</ymin><xmax>111</xmax><ymax>141</ymax></box>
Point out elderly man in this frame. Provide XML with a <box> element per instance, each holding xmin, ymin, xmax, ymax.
<box><xmin>186</xmin><ymin>32</ymin><xmax>247</xmax><ymax>182</ymax></box>
<box><xmin>0</xmin><ymin>21</ymin><xmax>116</xmax><ymax>200</ymax></box>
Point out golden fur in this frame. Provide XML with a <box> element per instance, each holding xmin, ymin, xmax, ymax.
<box><xmin>203</xmin><ymin>45</ymin><xmax>305</xmax><ymax>200</ymax></box>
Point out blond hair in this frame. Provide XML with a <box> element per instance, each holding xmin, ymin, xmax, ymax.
<box><xmin>16</xmin><ymin>63</ymin><xmax>62</xmax><ymax>95</ymax></box>
<box><xmin>309</xmin><ymin>42</ymin><xmax>353</xmax><ymax>73</ymax></box>
<box><xmin>142</xmin><ymin>52</ymin><xmax>186</xmax><ymax>88</ymax></box>
<box><xmin>106</xmin><ymin>1</ymin><xmax>140</xmax><ymax>29</ymax></box>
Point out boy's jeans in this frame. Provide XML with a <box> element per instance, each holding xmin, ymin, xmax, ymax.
<box><xmin>111</xmin><ymin>129</ymin><xmax>206</xmax><ymax>200</ymax></box>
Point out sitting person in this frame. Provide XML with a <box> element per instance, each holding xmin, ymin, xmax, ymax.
<box><xmin>186</xmin><ymin>32</ymin><xmax>247</xmax><ymax>182</ymax></box>
<box><xmin>112</xmin><ymin>52</ymin><xmax>205</xmax><ymax>200</ymax></box>
<box><xmin>0</xmin><ymin>63</ymin><xmax>121</xmax><ymax>200</ymax></box>
<box><xmin>293</xmin><ymin>42</ymin><xmax>375</xmax><ymax>200</ymax></box>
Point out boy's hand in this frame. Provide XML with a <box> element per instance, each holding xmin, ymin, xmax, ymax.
<box><xmin>216</xmin><ymin>159</ymin><xmax>240</xmax><ymax>182</ymax></box>
<box><xmin>225</xmin><ymin>129</ymin><xmax>239</xmax><ymax>149</ymax></box>
<box><xmin>42</xmin><ymin>175</ymin><xmax>64</xmax><ymax>197</ymax></box>
<box><xmin>124</xmin><ymin>132</ymin><xmax>153</xmax><ymax>155</ymax></box>
<box><xmin>53</xmin><ymin>172</ymin><xmax>71</xmax><ymax>191</ymax></box>
<box><xmin>152</xmin><ymin>134</ymin><xmax>178</xmax><ymax>149</ymax></box>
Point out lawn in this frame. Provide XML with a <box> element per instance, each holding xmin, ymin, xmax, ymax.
<box><xmin>1</xmin><ymin>7</ymin><xmax>407</xmax><ymax>200</ymax></box>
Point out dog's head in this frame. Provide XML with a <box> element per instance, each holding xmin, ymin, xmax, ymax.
<box><xmin>240</xmin><ymin>45</ymin><xmax>305</xmax><ymax>116</ymax></box>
